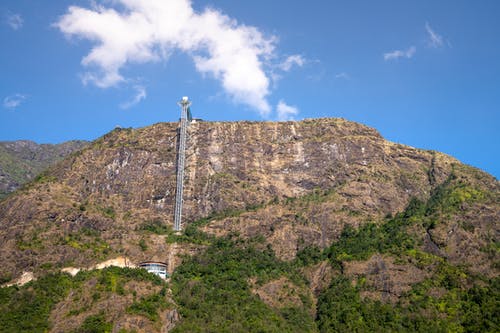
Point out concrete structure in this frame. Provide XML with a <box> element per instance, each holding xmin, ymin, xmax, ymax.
<box><xmin>173</xmin><ymin>96</ymin><xmax>191</xmax><ymax>231</ymax></box>
<box><xmin>139</xmin><ymin>261</ymin><xmax>169</xmax><ymax>279</ymax></box>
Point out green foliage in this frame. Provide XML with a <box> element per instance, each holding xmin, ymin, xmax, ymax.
<box><xmin>74</xmin><ymin>266</ymin><xmax>165</xmax><ymax>289</ymax></box>
<box><xmin>0</xmin><ymin>169</ymin><xmax>496</xmax><ymax>332</ymax></box>
<box><xmin>15</xmin><ymin>233</ymin><xmax>44</xmax><ymax>250</ymax></box>
<box><xmin>426</xmin><ymin>174</ymin><xmax>486</xmax><ymax>216</ymax></box>
<box><xmin>294</xmin><ymin>245</ymin><xmax>325</xmax><ymax>267</ymax></box>
<box><xmin>166</xmin><ymin>222</ymin><xmax>214</xmax><ymax>245</ymax></box>
<box><xmin>167</xmin><ymin>202</ymin><xmax>271</xmax><ymax>245</ymax></box>
<box><xmin>317</xmin><ymin>212</ymin><xmax>498</xmax><ymax>333</ymax></box>
<box><xmin>0</xmin><ymin>267</ymin><xmax>166</xmax><ymax>332</ymax></box>
<box><xmin>99</xmin><ymin>206</ymin><xmax>116</xmax><ymax>219</ymax></box>
<box><xmin>284</xmin><ymin>188</ymin><xmax>336</xmax><ymax>207</ymax></box>
<box><xmin>74</xmin><ymin>312</ymin><xmax>112</xmax><ymax>333</ymax></box>
<box><xmin>138</xmin><ymin>238</ymin><xmax>148</xmax><ymax>251</ymax></box>
<box><xmin>171</xmin><ymin>237</ymin><xmax>315</xmax><ymax>332</ymax></box>
<box><xmin>480</xmin><ymin>241</ymin><xmax>500</xmax><ymax>260</ymax></box>
<box><xmin>317</xmin><ymin>275</ymin><xmax>500</xmax><ymax>332</ymax></box>
<box><xmin>280</xmin><ymin>307</ymin><xmax>317</xmax><ymax>332</ymax></box>
<box><xmin>460</xmin><ymin>278</ymin><xmax>500</xmax><ymax>332</ymax></box>
<box><xmin>324</xmin><ymin>174</ymin><xmax>491</xmax><ymax>269</ymax></box>
<box><xmin>58</xmin><ymin>227</ymin><xmax>110</xmax><ymax>257</ymax></box>
<box><xmin>0</xmin><ymin>273</ymin><xmax>12</xmax><ymax>285</ymax></box>
<box><xmin>127</xmin><ymin>288</ymin><xmax>171</xmax><ymax>322</ymax></box>
<box><xmin>0</xmin><ymin>273</ymin><xmax>73</xmax><ymax>333</ymax></box>
<box><xmin>165</xmin><ymin>172</ymin><xmax>497</xmax><ymax>332</ymax></box>
<box><xmin>400</xmin><ymin>273</ymin><xmax>500</xmax><ymax>332</ymax></box>
<box><xmin>325</xmin><ymin>214</ymin><xmax>415</xmax><ymax>268</ymax></box>
<box><xmin>316</xmin><ymin>276</ymin><xmax>445</xmax><ymax>332</ymax></box>
<box><xmin>139</xmin><ymin>219</ymin><xmax>172</xmax><ymax>235</ymax></box>
<box><xmin>315</xmin><ymin>174</ymin><xmax>498</xmax><ymax>332</ymax></box>
<box><xmin>136</xmin><ymin>219</ymin><xmax>206</xmax><ymax>245</ymax></box>
<box><xmin>33</xmin><ymin>173</ymin><xmax>57</xmax><ymax>184</ymax></box>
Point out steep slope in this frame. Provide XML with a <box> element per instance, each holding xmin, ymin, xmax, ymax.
<box><xmin>0</xmin><ymin>140</ymin><xmax>89</xmax><ymax>199</ymax></box>
<box><xmin>0</xmin><ymin>118</ymin><xmax>498</xmax><ymax>332</ymax></box>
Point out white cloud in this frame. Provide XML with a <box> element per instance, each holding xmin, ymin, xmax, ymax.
<box><xmin>335</xmin><ymin>72</ymin><xmax>350</xmax><ymax>80</ymax></box>
<box><xmin>120</xmin><ymin>85</ymin><xmax>147</xmax><ymax>109</ymax></box>
<box><xmin>425</xmin><ymin>22</ymin><xmax>444</xmax><ymax>48</ymax></box>
<box><xmin>276</xmin><ymin>100</ymin><xmax>298</xmax><ymax>121</ymax></box>
<box><xmin>278</xmin><ymin>55</ymin><xmax>305</xmax><ymax>72</ymax></box>
<box><xmin>6</xmin><ymin>12</ymin><xmax>23</xmax><ymax>30</ymax></box>
<box><xmin>3</xmin><ymin>94</ymin><xmax>27</xmax><ymax>109</ymax></box>
<box><xmin>384</xmin><ymin>46</ymin><xmax>416</xmax><ymax>61</ymax></box>
<box><xmin>55</xmin><ymin>0</ymin><xmax>279</xmax><ymax>115</ymax></box>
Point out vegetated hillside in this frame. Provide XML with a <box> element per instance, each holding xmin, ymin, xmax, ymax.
<box><xmin>0</xmin><ymin>140</ymin><xmax>89</xmax><ymax>199</ymax></box>
<box><xmin>0</xmin><ymin>118</ymin><xmax>498</xmax><ymax>332</ymax></box>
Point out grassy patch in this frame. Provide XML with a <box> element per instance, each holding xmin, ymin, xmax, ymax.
<box><xmin>99</xmin><ymin>206</ymin><xmax>116</xmax><ymax>220</ymax></box>
<box><xmin>73</xmin><ymin>312</ymin><xmax>112</xmax><ymax>333</ymax></box>
<box><xmin>58</xmin><ymin>227</ymin><xmax>110</xmax><ymax>257</ymax></box>
<box><xmin>127</xmin><ymin>288</ymin><xmax>171</xmax><ymax>322</ymax></box>
<box><xmin>138</xmin><ymin>219</ymin><xmax>172</xmax><ymax>235</ymax></box>
<box><xmin>426</xmin><ymin>173</ymin><xmax>487</xmax><ymax>216</ymax></box>
<box><xmin>0</xmin><ymin>273</ymin><xmax>73</xmax><ymax>332</ymax></box>
<box><xmin>138</xmin><ymin>238</ymin><xmax>148</xmax><ymax>251</ymax></box>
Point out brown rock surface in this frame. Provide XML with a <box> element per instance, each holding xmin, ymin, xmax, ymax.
<box><xmin>344</xmin><ymin>254</ymin><xmax>430</xmax><ymax>303</ymax></box>
<box><xmin>0</xmin><ymin>118</ymin><xmax>498</xmax><ymax>333</ymax></box>
<box><xmin>0</xmin><ymin>118</ymin><xmax>497</xmax><ymax>283</ymax></box>
<box><xmin>301</xmin><ymin>261</ymin><xmax>336</xmax><ymax>297</ymax></box>
<box><xmin>251</xmin><ymin>277</ymin><xmax>307</xmax><ymax>309</ymax></box>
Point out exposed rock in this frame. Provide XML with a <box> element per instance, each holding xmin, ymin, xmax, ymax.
<box><xmin>251</xmin><ymin>277</ymin><xmax>307</xmax><ymax>309</ymax></box>
<box><xmin>2</xmin><ymin>271</ymin><xmax>35</xmax><ymax>287</ymax></box>
<box><xmin>61</xmin><ymin>267</ymin><xmax>81</xmax><ymax>276</ymax></box>
<box><xmin>0</xmin><ymin>118</ymin><xmax>497</xmax><ymax>292</ymax></box>
<box><xmin>93</xmin><ymin>256</ymin><xmax>136</xmax><ymax>270</ymax></box>
<box><xmin>344</xmin><ymin>254</ymin><xmax>430</xmax><ymax>303</ymax></box>
<box><xmin>161</xmin><ymin>309</ymin><xmax>180</xmax><ymax>332</ymax></box>
<box><xmin>301</xmin><ymin>261</ymin><xmax>336</xmax><ymax>296</ymax></box>
<box><xmin>0</xmin><ymin>118</ymin><xmax>498</xmax><ymax>332</ymax></box>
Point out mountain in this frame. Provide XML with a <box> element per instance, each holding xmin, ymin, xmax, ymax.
<box><xmin>0</xmin><ymin>140</ymin><xmax>89</xmax><ymax>199</ymax></box>
<box><xmin>0</xmin><ymin>118</ymin><xmax>498</xmax><ymax>332</ymax></box>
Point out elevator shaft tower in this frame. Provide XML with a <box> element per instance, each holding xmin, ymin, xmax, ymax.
<box><xmin>173</xmin><ymin>96</ymin><xmax>191</xmax><ymax>231</ymax></box>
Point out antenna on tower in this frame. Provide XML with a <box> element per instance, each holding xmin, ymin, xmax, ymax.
<box><xmin>173</xmin><ymin>96</ymin><xmax>191</xmax><ymax>231</ymax></box>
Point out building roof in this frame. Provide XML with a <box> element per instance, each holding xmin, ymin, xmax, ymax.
<box><xmin>138</xmin><ymin>261</ymin><xmax>168</xmax><ymax>266</ymax></box>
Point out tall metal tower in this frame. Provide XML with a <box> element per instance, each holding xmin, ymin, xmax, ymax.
<box><xmin>173</xmin><ymin>96</ymin><xmax>191</xmax><ymax>231</ymax></box>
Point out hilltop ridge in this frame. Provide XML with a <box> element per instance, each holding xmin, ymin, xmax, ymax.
<box><xmin>0</xmin><ymin>139</ymin><xmax>88</xmax><ymax>199</ymax></box>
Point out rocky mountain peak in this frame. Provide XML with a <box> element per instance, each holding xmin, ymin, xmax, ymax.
<box><xmin>0</xmin><ymin>118</ymin><xmax>497</xmax><ymax>332</ymax></box>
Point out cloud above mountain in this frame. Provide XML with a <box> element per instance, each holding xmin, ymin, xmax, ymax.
<box><xmin>3</xmin><ymin>94</ymin><xmax>27</xmax><ymax>110</ymax></box>
<box><xmin>5</xmin><ymin>12</ymin><xmax>23</xmax><ymax>30</ymax></box>
<box><xmin>120</xmin><ymin>85</ymin><xmax>147</xmax><ymax>110</ymax></box>
<box><xmin>425</xmin><ymin>22</ymin><xmax>443</xmax><ymax>48</ymax></box>
<box><xmin>276</xmin><ymin>100</ymin><xmax>298</xmax><ymax>121</ymax></box>
<box><xmin>54</xmin><ymin>0</ymin><xmax>301</xmax><ymax>115</ymax></box>
<box><xmin>384</xmin><ymin>46</ymin><xmax>416</xmax><ymax>61</ymax></box>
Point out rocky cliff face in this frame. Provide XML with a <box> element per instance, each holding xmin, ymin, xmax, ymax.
<box><xmin>0</xmin><ymin>118</ymin><xmax>498</xmax><ymax>332</ymax></box>
<box><xmin>0</xmin><ymin>140</ymin><xmax>88</xmax><ymax>198</ymax></box>
<box><xmin>1</xmin><ymin>119</ymin><xmax>496</xmax><ymax>274</ymax></box>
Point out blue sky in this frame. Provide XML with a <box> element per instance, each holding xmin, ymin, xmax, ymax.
<box><xmin>0</xmin><ymin>1</ymin><xmax>499</xmax><ymax>178</ymax></box>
